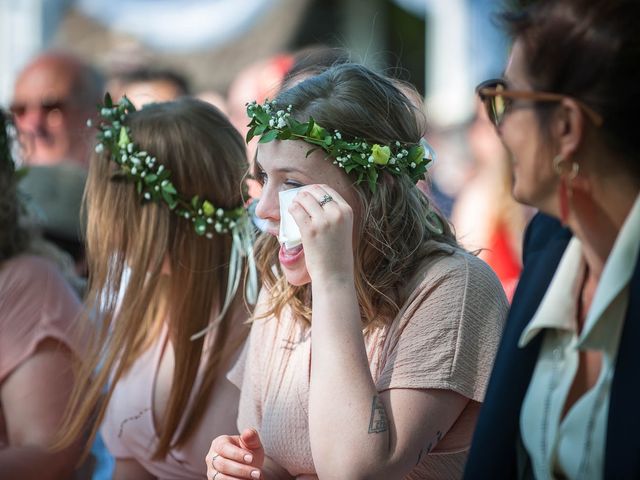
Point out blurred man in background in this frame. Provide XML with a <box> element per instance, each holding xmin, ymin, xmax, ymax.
<box><xmin>10</xmin><ymin>51</ymin><xmax>104</xmax><ymax>276</ymax></box>
<box><xmin>11</xmin><ymin>51</ymin><xmax>103</xmax><ymax>168</ymax></box>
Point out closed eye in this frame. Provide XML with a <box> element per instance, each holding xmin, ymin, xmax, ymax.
<box><xmin>284</xmin><ymin>180</ymin><xmax>304</xmax><ymax>188</ymax></box>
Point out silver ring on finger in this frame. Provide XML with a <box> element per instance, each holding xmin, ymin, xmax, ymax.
<box><xmin>318</xmin><ymin>194</ymin><xmax>333</xmax><ymax>207</ymax></box>
<box><xmin>212</xmin><ymin>471</ymin><xmax>220</xmax><ymax>480</ymax></box>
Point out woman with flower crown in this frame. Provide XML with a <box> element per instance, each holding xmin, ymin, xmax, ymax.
<box><xmin>56</xmin><ymin>97</ymin><xmax>257</xmax><ymax>479</ymax></box>
<box><xmin>205</xmin><ymin>63</ymin><xmax>508</xmax><ymax>480</ymax></box>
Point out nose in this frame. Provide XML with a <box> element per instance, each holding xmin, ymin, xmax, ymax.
<box><xmin>254</xmin><ymin>183</ymin><xmax>280</xmax><ymax>223</ymax></box>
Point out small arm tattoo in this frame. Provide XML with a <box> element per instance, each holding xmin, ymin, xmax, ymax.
<box><xmin>368</xmin><ymin>395</ymin><xmax>389</xmax><ymax>434</ymax></box>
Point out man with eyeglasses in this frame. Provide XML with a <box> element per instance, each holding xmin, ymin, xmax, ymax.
<box><xmin>10</xmin><ymin>51</ymin><xmax>104</xmax><ymax>277</ymax></box>
<box><xmin>11</xmin><ymin>51</ymin><xmax>104</xmax><ymax>167</ymax></box>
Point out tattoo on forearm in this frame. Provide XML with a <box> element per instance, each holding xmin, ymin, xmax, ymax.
<box><xmin>416</xmin><ymin>430</ymin><xmax>443</xmax><ymax>465</ymax></box>
<box><xmin>368</xmin><ymin>395</ymin><xmax>389</xmax><ymax>434</ymax></box>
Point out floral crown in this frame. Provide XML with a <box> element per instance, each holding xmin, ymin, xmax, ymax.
<box><xmin>245</xmin><ymin>100</ymin><xmax>435</xmax><ymax>192</ymax></box>
<box><xmin>91</xmin><ymin>94</ymin><xmax>258</xmax><ymax>335</ymax></box>
<box><xmin>93</xmin><ymin>94</ymin><xmax>247</xmax><ymax>239</ymax></box>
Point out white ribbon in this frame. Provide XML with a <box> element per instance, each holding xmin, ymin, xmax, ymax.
<box><xmin>190</xmin><ymin>215</ymin><xmax>258</xmax><ymax>341</ymax></box>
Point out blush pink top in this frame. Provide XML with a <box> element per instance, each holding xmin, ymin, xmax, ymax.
<box><xmin>101</xmin><ymin>314</ymin><xmax>247</xmax><ymax>479</ymax></box>
<box><xmin>230</xmin><ymin>250</ymin><xmax>508</xmax><ymax>479</ymax></box>
<box><xmin>0</xmin><ymin>254</ymin><xmax>84</xmax><ymax>445</ymax></box>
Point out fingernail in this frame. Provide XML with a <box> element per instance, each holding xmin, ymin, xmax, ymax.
<box><xmin>251</xmin><ymin>470</ymin><xmax>261</xmax><ymax>479</ymax></box>
<box><xmin>244</xmin><ymin>454</ymin><xmax>253</xmax><ymax>463</ymax></box>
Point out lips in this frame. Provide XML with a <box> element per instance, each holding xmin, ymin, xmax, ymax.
<box><xmin>278</xmin><ymin>242</ymin><xmax>304</xmax><ymax>268</ymax></box>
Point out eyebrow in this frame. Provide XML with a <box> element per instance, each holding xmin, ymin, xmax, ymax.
<box><xmin>254</xmin><ymin>159</ymin><xmax>307</xmax><ymax>175</ymax></box>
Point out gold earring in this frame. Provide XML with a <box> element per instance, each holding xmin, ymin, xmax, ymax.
<box><xmin>552</xmin><ymin>155</ymin><xmax>579</xmax><ymax>180</ymax></box>
<box><xmin>553</xmin><ymin>155</ymin><xmax>579</xmax><ymax>225</ymax></box>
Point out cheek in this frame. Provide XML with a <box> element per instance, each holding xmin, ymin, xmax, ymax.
<box><xmin>46</xmin><ymin>110</ymin><xmax>67</xmax><ymax>130</ymax></box>
<box><xmin>511</xmin><ymin>140</ymin><xmax>557</xmax><ymax>205</ymax></box>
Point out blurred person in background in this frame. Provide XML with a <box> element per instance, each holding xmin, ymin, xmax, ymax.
<box><xmin>11</xmin><ymin>51</ymin><xmax>105</xmax><ymax>276</ymax></box>
<box><xmin>465</xmin><ymin>0</ymin><xmax>640</xmax><ymax>478</ymax></box>
<box><xmin>107</xmin><ymin>66</ymin><xmax>191</xmax><ymax>109</ymax></box>
<box><xmin>196</xmin><ymin>89</ymin><xmax>230</xmax><ymax>117</ymax></box>
<box><xmin>11</xmin><ymin>51</ymin><xmax>103</xmax><ymax>169</ymax></box>
<box><xmin>226</xmin><ymin>53</ymin><xmax>294</xmax><ymax>143</ymax></box>
<box><xmin>280</xmin><ymin>45</ymin><xmax>351</xmax><ymax>90</ymax></box>
<box><xmin>226</xmin><ymin>52</ymin><xmax>294</xmax><ymax>201</ymax></box>
<box><xmin>452</xmin><ymin>100</ymin><xmax>534</xmax><ymax>300</ymax></box>
<box><xmin>0</xmin><ymin>109</ymin><xmax>91</xmax><ymax>479</ymax></box>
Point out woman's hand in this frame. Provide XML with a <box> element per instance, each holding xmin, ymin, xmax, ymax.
<box><xmin>206</xmin><ymin>428</ymin><xmax>264</xmax><ymax>479</ymax></box>
<box><xmin>289</xmin><ymin>184</ymin><xmax>354</xmax><ymax>282</ymax></box>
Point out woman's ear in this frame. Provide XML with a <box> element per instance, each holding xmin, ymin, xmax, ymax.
<box><xmin>554</xmin><ymin>97</ymin><xmax>585</xmax><ymax>161</ymax></box>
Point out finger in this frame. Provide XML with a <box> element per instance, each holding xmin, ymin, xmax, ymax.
<box><xmin>212</xmin><ymin>456</ymin><xmax>262</xmax><ymax>479</ymax></box>
<box><xmin>209</xmin><ymin>471</ymin><xmax>258</xmax><ymax>480</ymax></box>
<box><xmin>207</xmin><ymin>435</ymin><xmax>254</xmax><ymax>479</ymax></box>
<box><xmin>216</xmin><ymin>442</ymin><xmax>256</xmax><ymax>465</ymax></box>
<box><xmin>291</xmin><ymin>190</ymin><xmax>326</xmax><ymax>218</ymax></box>
<box><xmin>309</xmin><ymin>184</ymin><xmax>348</xmax><ymax>206</ymax></box>
<box><xmin>288</xmin><ymin>200</ymin><xmax>312</xmax><ymax>229</ymax></box>
<box><xmin>208</xmin><ymin>435</ymin><xmax>242</xmax><ymax>464</ymax></box>
<box><xmin>239</xmin><ymin>428</ymin><xmax>264</xmax><ymax>452</ymax></box>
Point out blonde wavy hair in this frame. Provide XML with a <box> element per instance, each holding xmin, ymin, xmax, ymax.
<box><xmin>58</xmin><ymin>98</ymin><xmax>250</xmax><ymax>458</ymax></box>
<box><xmin>254</xmin><ymin>64</ymin><xmax>458</xmax><ymax>329</ymax></box>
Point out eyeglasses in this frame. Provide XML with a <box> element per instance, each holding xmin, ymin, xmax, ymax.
<box><xmin>476</xmin><ymin>79</ymin><xmax>603</xmax><ymax>128</ymax></box>
<box><xmin>9</xmin><ymin>99</ymin><xmax>70</xmax><ymax>119</ymax></box>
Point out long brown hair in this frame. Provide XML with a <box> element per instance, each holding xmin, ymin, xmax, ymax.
<box><xmin>254</xmin><ymin>64</ymin><xmax>458</xmax><ymax>328</ymax></box>
<box><xmin>58</xmin><ymin>98</ymin><xmax>250</xmax><ymax>458</ymax></box>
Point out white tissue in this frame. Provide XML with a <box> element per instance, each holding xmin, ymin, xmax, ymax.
<box><xmin>279</xmin><ymin>186</ymin><xmax>306</xmax><ymax>249</ymax></box>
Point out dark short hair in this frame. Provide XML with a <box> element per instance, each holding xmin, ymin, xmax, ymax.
<box><xmin>117</xmin><ymin>66</ymin><xmax>191</xmax><ymax>96</ymax></box>
<box><xmin>282</xmin><ymin>45</ymin><xmax>351</xmax><ymax>89</ymax></box>
<box><xmin>502</xmin><ymin>0</ymin><xmax>640</xmax><ymax>177</ymax></box>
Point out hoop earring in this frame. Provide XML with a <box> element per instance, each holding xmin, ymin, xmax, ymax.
<box><xmin>552</xmin><ymin>155</ymin><xmax>579</xmax><ymax>225</ymax></box>
<box><xmin>552</xmin><ymin>154</ymin><xmax>579</xmax><ymax>180</ymax></box>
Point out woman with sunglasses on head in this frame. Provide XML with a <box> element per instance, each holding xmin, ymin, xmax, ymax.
<box><xmin>465</xmin><ymin>1</ymin><xmax>640</xmax><ymax>479</ymax></box>
<box><xmin>205</xmin><ymin>63</ymin><xmax>508</xmax><ymax>480</ymax></box>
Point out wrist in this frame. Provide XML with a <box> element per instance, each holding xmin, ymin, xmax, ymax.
<box><xmin>311</xmin><ymin>269</ymin><xmax>355</xmax><ymax>290</ymax></box>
